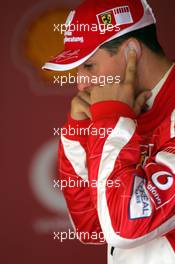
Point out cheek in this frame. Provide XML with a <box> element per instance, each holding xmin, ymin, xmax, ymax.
<box><xmin>116</xmin><ymin>66</ymin><xmax>126</xmax><ymax>82</ymax></box>
<box><xmin>98</xmin><ymin>56</ymin><xmax>126</xmax><ymax>80</ymax></box>
<box><xmin>98</xmin><ymin>65</ymin><xmax>124</xmax><ymax>84</ymax></box>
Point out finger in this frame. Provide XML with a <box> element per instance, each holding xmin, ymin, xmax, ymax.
<box><xmin>77</xmin><ymin>91</ymin><xmax>91</xmax><ymax>104</ymax></box>
<box><xmin>83</xmin><ymin>110</ymin><xmax>92</xmax><ymax>120</ymax></box>
<box><xmin>124</xmin><ymin>49</ymin><xmax>137</xmax><ymax>85</ymax></box>
<box><xmin>82</xmin><ymin>107</ymin><xmax>92</xmax><ymax>120</ymax></box>
<box><xmin>133</xmin><ymin>91</ymin><xmax>152</xmax><ymax>116</ymax></box>
<box><xmin>79</xmin><ymin>99</ymin><xmax>92</xmax><ymax>119</ymax></box>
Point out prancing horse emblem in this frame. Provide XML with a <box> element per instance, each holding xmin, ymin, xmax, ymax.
<box><xmin>101</xmin><ymin>13</ymin><xmax>112</xmax><ymax>25</ymax></box>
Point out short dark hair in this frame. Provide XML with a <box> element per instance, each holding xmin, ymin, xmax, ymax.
<box><xmin>100</xmin><ymin>24</ymin><xmax>165</xmax><ymax>56</ymax></box>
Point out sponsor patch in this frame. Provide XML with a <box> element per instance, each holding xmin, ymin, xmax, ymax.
<box><xmin>97</xmin><ymin>5</ymin><xmax>133</xmax><ymax>32</ymax></box>
<box><xmin>64</xmin><ymin>36</ymin><xmax>84</xmax><ymax>44</ymax></box>
<box><xmin>114</xmin><ymin>6</ymin><xmax>133</xmax><ymax>26</ymax></box>
<box><xmin>152</xmin><ymin>171</ymin><xmax>173</xmax><ymax>190</ymax></box>
<box><xmin>97</xmin><ymin>9</ymin><xmax>117</xmax><ymax>31</ymax></box>
<box><xmin>147</xmin><ymin>170</ymin><xmax>175</xmax><ymax>209</ymax></box>
<box><xmin>129</xmin><ymin>175</ymin><xmax>152</xmax><ymax>219</ymax></box>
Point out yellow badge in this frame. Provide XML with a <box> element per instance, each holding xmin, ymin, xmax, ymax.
<box><xmin>101</xmin><ymin>13</ymin><xmax>112</xmax><ymax>25</ymax></box>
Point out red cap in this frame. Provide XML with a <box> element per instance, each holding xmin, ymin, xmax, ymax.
<box><xmin>42</xmin><ymin>0</ymin><xmax>156</xmax><ymax>71</ymax></box>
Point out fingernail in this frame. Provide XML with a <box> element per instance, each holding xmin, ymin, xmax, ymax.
<box><xmin>125</xmin><ymin>44</ymin><xmax>137</xmax><ymax>61</ymax></box>
<box><xmin>128</xmin><ymin>43</ymin><xmax>137</xmax><ymax>52</ymax></box>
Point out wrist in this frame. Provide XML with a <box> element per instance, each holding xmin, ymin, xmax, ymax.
<box><xmin>61</xmin><ymin>113</ymin><xmax>91</xmax><ymax>140</ymax></box>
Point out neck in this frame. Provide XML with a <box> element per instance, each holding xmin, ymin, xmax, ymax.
<box><xmin>137</xmin><ymin>47</ymin><xmax>173</xmax><ymax>92</ymax></box>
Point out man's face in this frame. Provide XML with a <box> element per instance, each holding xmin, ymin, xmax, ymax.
<box><xmin>77</xmin><ymin>48</ymin><xmax>126</xmax><ymax>91</ymax></box>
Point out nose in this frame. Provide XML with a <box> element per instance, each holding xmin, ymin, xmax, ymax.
<box><xmin>77</xmin><ymin>71</ymin><xmax>92</xmax><ymax>91</ymax></box>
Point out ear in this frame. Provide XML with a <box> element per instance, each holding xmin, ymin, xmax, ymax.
<box><xmin>124</xmin><ymin>38</ymin><xmax>142</xmax><ymax>61</ymax></box>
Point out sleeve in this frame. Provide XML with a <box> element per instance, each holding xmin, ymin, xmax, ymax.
<box><xmin>58</xmin><ymin>114</ymin><xmax>105</xmax><ymax>244</ymax></box>
<box><xmin>87</xmin><ymin>101</ymin><xmax>175</xmax><ymax>249</ymax></box>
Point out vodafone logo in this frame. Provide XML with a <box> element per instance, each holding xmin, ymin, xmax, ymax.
<box><xmin>152</xmin><ymin>171</ymin><xmax>173</xmax><ymax>190</ymax></box>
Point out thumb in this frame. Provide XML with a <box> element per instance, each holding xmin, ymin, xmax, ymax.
<box><xmin>133</xmin><ymin>91</ymin><xmax>152</xmax><ymax>116</ymax></box>
<box><xmin>80</xmin><ymin>104</ymin><xmax>92</xmax><ymax>120</ymax></box>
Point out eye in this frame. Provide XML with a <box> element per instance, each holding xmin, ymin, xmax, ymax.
<box><xmin>84</xmin><ymin>63</ymin><xmax>93</xmax><ymax>69</ymax></box>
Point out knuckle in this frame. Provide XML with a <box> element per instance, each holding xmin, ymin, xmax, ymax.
<box><xmin>71</xmin><ymin>96</ymin><xmax>79</xmax><ymax>105</ymax></box>
<box><xmin>128</xmin><ymin>65</ymin><xmax>136</xmax><ymax>74</ymax></box>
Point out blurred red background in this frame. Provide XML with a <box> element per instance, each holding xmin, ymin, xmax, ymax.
<box><xmin>1</xmin><ymin>0</ymin><xmax>175</xmax><ymax>263</ymax></box>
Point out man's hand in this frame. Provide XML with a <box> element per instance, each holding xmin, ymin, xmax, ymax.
<box><xmin>70</xmin><ymin>90</ymin><xmax>92</xmax><ymax>120</ymax></box>
<box><xmin>90</xmin><ymin>49</ymin><xmax>152</xmax><ymax>116</ymax></box>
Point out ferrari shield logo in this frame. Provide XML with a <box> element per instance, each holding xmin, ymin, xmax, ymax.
<box><xmin>101</xmin><ymin>13</ymin><xmax>112</xmax><ymax>25</ymax></box>
<box><xmin>97</xmin><ymin>9</ymin><xmax>118</xmax><ymax>32</ymax></box>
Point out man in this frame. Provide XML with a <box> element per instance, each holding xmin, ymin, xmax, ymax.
<box><xmin>43</xmin><ymin>0</ymin><xmax>175</xmax><ymax>263</ymax></box>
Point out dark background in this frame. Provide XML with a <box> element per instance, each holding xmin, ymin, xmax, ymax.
<box><xmin>1</xmin><ymin>0</ymin><xmax>175</xmax><ymax>263</ymax></box>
